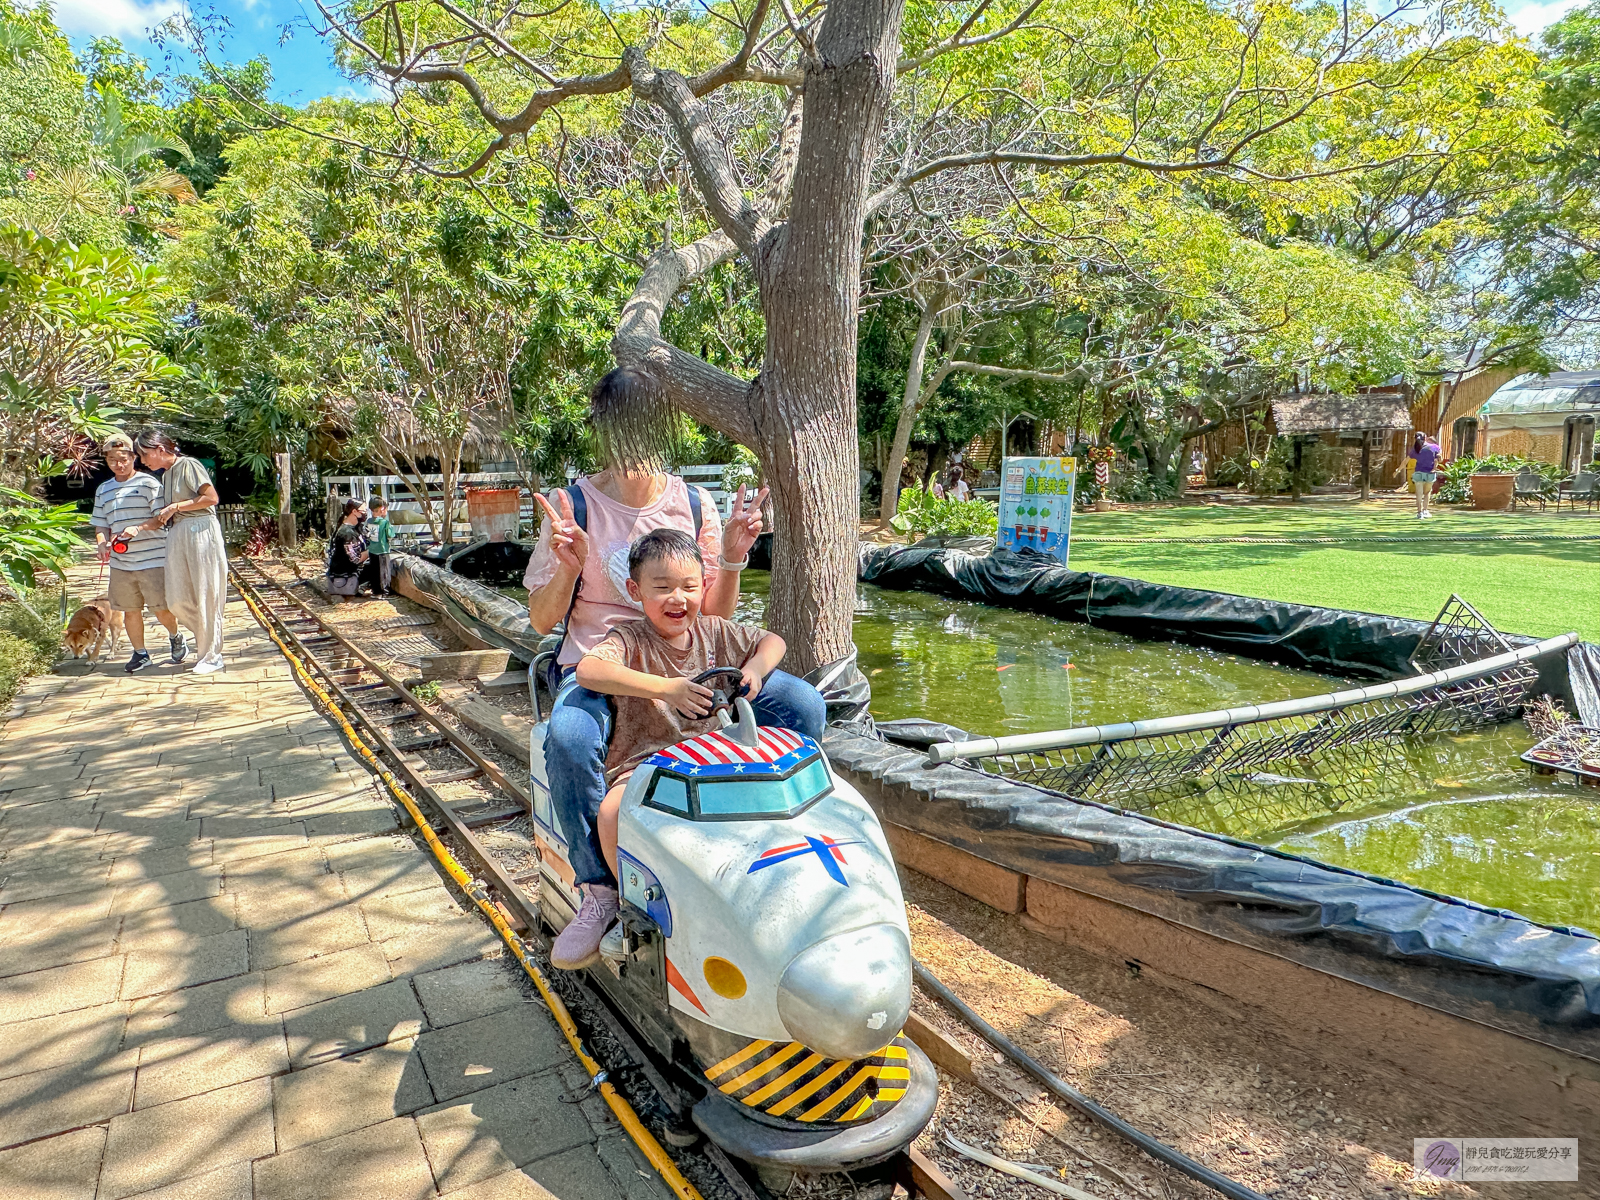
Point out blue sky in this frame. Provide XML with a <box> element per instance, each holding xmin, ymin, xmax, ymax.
<box><xmin>1502</xmin><ymin>0</ymin><xmax>1591</xmax><ymax>37</ymax></box>
<box><xmin>40</xmin><ymin>0</ymin><xmax>1599</xmax><ymax>106</ymax></box>
<box><xmin>47</xmin><ymin>1</ymin><xmax>360</xmax><ymax>104</ymax></box>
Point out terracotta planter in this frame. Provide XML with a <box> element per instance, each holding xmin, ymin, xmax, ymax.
<box><xmin>1468</xmin><ymin>473</ymin><xmax>1514</xmax><ymax>511</ymax></box>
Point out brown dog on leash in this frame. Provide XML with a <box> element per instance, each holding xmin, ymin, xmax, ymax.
<box><xmin>62</xmin><ymin>597</ymin><xmax>125</xmax><ymax>662</ymax></box>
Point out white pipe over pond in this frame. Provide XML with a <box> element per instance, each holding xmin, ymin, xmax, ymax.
<box><xmin>925</xmin><ymin>631</ymin><xmax>1582</xmax><ymax>764</ymax></box>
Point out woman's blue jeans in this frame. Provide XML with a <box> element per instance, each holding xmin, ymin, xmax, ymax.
<box><xmin>545</xmin><ymin>669</ymin><xmax>827</xmax><ymax>887</ymax></box>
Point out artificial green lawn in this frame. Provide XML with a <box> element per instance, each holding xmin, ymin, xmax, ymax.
<box><xmin>1064</xmin><ymin>500</ymin><xmax>1600</xmax><ymax>642</ymax></box>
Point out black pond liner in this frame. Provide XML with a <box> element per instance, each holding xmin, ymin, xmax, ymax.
<box><xmin>859</xmin><ymin>542</ymin><xmax>1579</xmax><ymax>705</ymax></box>
<box><xmin>394</xmin><ymin>551</ymin><xmax>543</xmax><ymax>662</ymax></box>
<box><xmin>850</xmin><ymin>544</ymin><xmax>1599</xmax><ymax>1047</ymax></box>
<box><xmin>416</xmin><ymin>539</ymin><xmax>536</xmax><ymax>589</ymax></box>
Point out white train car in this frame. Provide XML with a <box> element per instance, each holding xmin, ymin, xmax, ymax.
<box><xmin>528</xmin><ymin>673</ymin><xmax>937</xmax><ymax>1177</ymax></box>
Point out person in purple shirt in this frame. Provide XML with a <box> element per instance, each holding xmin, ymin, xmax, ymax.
<box><xmin>1412</xmin><ymin>432</ymin><xmax>1442</xmax><ymax>518</ymax></box>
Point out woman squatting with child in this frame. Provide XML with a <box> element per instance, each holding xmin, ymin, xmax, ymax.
<box><xmin>525</xmin><ymin>367</ymin><xmax>826</xmax><ymax>969</ymax></box>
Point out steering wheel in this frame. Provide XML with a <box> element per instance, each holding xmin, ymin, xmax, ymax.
<box><xmin>691</xmin><ymin>667</ymin><xmax>747</xmax><ymax>718</ymax></box>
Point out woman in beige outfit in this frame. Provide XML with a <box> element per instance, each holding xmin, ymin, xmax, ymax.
<box><xmin>134</xmin><ymin>431</ymin><xmax>227</xmax><ymax>674</ymax></box>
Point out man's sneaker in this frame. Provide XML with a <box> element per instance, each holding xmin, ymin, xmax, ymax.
<box><xmin>550</xmin><ymin>884</ymin><xmax>618</xmax><ymax>970</ymax></box>
<box><xmin>125</xmin><ymin>649</ymin><xmax>152</xmax><ymax>674</ymax></box>
<box><xmin>598</xmin><ymin>923</ymin><xmax>626</xmax><ymax>961</ymax></box>
<box><xmin>169</xmin><ymin>634</ymin><xmax>189</xmax><ymax>665</ymax></box>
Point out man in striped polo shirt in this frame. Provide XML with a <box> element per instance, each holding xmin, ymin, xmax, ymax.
<box><xmin>92</xmin><ymin>434</ymin><xmax>187</xmax><ymax>673</ymax></box>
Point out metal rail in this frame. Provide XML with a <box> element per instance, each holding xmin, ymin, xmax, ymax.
<box><xmin>926</xmin><ymin>630</ymin><xmax>1579</xmax><ymax>764</ymax></box>
<box><xmin>231</xmin><ymin>560</ymin><xmax>539</xmax><ymax>926</ymax></box>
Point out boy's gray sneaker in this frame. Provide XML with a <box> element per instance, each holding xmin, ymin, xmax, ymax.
<box><xmin>550</xmin><ymin>884</ymin><xmax>618</xmax><ymax>970</ymax></box>
<box><xmin>125</xmin><ymin>649</ymin><xmax>152</xmax><ymax>674</ymax></box>
<box><xmin>169</xmin><ymin>634</ymin><xmax>189</xmax><ymax>664</ymax></box>
<box><xmin>599</xmin><ymin>923</ymin><xmax>626</xmax><ymax>961</ymax></box>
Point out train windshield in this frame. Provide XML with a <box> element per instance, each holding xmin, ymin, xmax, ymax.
<box><xmin>692</xmin><ymin>756</ymin><xmax>833</xmax><ymax>820</ymax></box>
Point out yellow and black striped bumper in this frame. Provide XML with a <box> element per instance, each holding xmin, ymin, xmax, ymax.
<box><xmin>704</xmin><ymin>1034</ymin><xmax>913</xmax><ymax>1125</ymax></box>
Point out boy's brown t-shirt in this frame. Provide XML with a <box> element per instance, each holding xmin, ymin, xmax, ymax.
<box><xmin>585</xmin><ymin>614</ymin><xmax>768</xmax><ymax>784</ymax></box>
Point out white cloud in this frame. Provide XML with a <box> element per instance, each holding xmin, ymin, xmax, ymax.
<box><xmin>1502</xmin><ymin>0</ymin><xmax>1587</xmax><ymax>37</ymax></box>
<box><xmin>43</xmin><ymin>0</ymin><xmax>184</xmax><ymax>38</ymax></box>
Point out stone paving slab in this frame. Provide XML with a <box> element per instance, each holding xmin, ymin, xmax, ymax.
<box><xmin>0</xmin><ymin>562</ymin><xmax>674</xmax><ymax>1200</ymax></box>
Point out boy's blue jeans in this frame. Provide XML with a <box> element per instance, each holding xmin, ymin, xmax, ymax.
<box><xmin>545</xmin><ymin>669</ymin><xmax>828</xmax><ymax>887</ymax></box>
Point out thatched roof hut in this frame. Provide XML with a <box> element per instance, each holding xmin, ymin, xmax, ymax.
<box><xmin>1270</xmin><ymin>391</ymin><xmax>1412</xmax><ymax>436</ymax></box>
<box><xmin>378</xmin><ymin>402</ymin><xmax>518</xmax><ymax>467</ymax></box>
<box><xmin>1270</xmin><ymin>391</ymin><xmax>1412</xmax><ymax>499</ymax></box>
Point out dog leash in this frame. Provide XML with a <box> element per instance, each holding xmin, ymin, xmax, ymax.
<box><xmin>96</xmin><ymin>529</ymin><xmax>134</xmax><ymax>590</ymax></box>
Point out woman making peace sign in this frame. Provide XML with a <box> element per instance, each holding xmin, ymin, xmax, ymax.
<box><xmin>525</xmin><ymin>367</ymin><xmax>826</xmax><ymax>969</ymax></box>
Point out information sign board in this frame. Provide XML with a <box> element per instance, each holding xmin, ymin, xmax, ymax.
<box><xmin>999</xmin><ymin>456</ymin><xmax>1076</xmax><ymax>564</ymax></box>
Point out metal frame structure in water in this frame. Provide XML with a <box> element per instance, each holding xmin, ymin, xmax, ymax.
<box><xmin>925</xmin><ymin>629</ymin><xmax>1579</xmax><ymax>806</ymax></box>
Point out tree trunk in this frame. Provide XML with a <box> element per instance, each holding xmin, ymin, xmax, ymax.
<box><xmin>602</xmin><ymin>0</ymin><xmax>907</xmax><ymax>673</ymax></box>
<box><xmin>390</xmin><ymin>448</ymin><xmax>448</xmax><ymax>546</ymax></box>
<box><xmin>275</xmin><ymin>451</ymin><xmax>296</xmax><ymax>549</ymax></box>
<box><xmin>879</xmin><ymin>300</ymin><xmax>940</xmax><ymax>523</ymax></box>
<box><xmin>442</xmin><ymin>436</ymin><xmax>464</xmax><ymax>544</ymax></box>
<box><xmin>751</xmin><ymin>0</ymin><xmax>905</xmax><ymax>671</ymax></box>
<box><xmin>613</xmin><ymin>0</ymin><xmax>907</xmax><ymax>675</ymax></box>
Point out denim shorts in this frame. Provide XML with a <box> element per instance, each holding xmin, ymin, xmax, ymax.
<box><xmin>1413</xmin><ymin>471</ymin><xmax>1437</xmax><ymax>484</ymax></box>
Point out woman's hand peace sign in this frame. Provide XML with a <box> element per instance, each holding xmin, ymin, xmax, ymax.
<box><xmin>533</xmin><ymin>489</ymin><xmax>591</xmax><ymax>574</ymax></box>
<box><xmin>722</xmin><ymin>483</ymin><xmax>770</xmax><ymax>564</ymax></box>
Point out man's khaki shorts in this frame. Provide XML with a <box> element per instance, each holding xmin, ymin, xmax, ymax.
<box><xmin>108</xmin><ymin>567</ymin><xmax>168</xmax><ymax>613</ymax></box>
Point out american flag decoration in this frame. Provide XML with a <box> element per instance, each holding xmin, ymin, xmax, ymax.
<box><xmin>645</xmin><ymin>727</ymin><xmax>817</xmax><ymax>777</ymax></box>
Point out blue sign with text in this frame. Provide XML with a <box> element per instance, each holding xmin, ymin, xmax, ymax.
<box><xmin>999</xmin><ymin>456</ymin><xmax>1076</xmax><ymax>565</ymax></box>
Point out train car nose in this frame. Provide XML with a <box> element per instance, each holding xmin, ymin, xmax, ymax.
<box><xmin>776</xmin><ymin>923</ymin><xmax>912</xmax><ymax>1060</ymax></box>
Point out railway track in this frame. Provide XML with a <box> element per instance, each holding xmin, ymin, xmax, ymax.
<box><xmin>228</xmin><ymin>559</ymin><xmax>960</xmax><ymax>1200</ymax></box>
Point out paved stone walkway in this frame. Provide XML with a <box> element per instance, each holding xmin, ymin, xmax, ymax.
<box><xmin>0</xmin><ymin>568</ymin><xmax>671</xmax><ymax>1200</ymax></box>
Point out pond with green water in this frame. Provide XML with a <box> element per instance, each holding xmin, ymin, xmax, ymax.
<box><xmin>734</xmin><ymin>572</ymin><xmax>1600</xmax><ymax>933</ymax></box>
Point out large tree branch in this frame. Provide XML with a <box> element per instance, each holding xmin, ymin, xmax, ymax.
<box><xmin>313</xmin><ymin>3</ymin><xmax>631</xmax><ymax>161</ymax></box>
<box><xmin>868</xmin><ymin>147</ymin><xmax>1440</xmax><ymax>214</ymax></box>
<box><xmin>756</xmin><ymin>90</ymin><xmax>805</xmax><ymax>219</ymax></box>
<box><xmin>311</xmin><ymin>3</ymin><xmax>806</xmax><ymax>179</ymax></box>
<box><xmin>689</xmin><ymin>0</ymin><xmax>788</xmax><ymax>94</ymax></box>
<box><xmin>946</xmin><ymin>360</ymin><xmax>1088</xmax><ymax>384</ymax></box>
<box><xmin>613</xmin><ymin>231</ymin><xmax>759</xmax><ymax>445</ymax></box>
<box><xmin>625</xmin><ymin>48</ymin><xmax>766</xmax><ymax>255</ymax></box>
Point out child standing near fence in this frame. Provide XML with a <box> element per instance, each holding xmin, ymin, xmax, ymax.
<box><xmin>366</xmin><ymin>499</ymin><xmax>395</xmax><ymax>596</ymax></box>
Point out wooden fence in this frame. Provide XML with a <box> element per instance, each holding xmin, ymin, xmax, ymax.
<box><xmin>216</xmin><ymin>504</ymin><xmax>258</xmax><ymax>537</ymax></box>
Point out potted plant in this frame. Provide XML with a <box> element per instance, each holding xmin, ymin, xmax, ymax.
<box><xmin>1466</xmin><ymin>463</ymin><xmax>1515</xmax><ymax>511</ymax></box>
